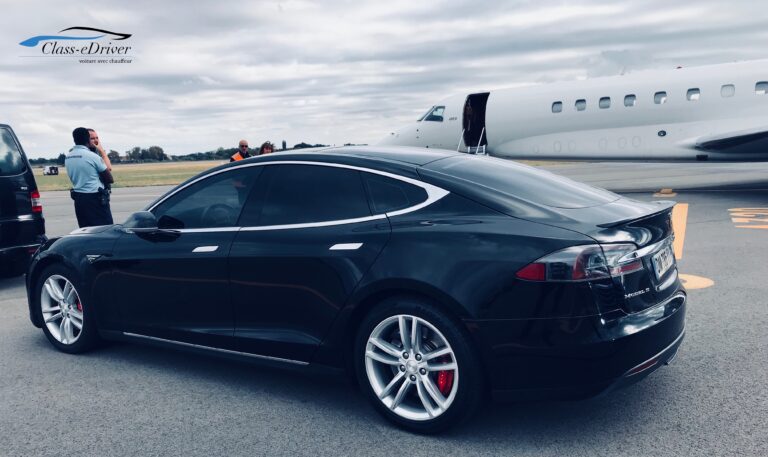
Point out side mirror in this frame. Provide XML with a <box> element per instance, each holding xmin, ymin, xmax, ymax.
<box><xmin>123</xmin><ymin>211</ymin><xmax>158</xmax><ymax>230</ymax></box>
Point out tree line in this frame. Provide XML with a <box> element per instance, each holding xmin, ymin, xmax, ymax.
<box><xmin>29</xmin><ymin>142</ymin><xmax>331</xmax><ymax>166</ymax></box>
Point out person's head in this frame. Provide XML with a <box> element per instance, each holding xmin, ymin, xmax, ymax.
<box><xmin>72</xmin><ymin>127</ymin><xmax>90</xmax><ymax>146</ymax></box>
<box><xmin>259</xmin><ymin>141</ymin><xmax>274</xmax><ymax>155</ymax></box>
<box><xmin>238</xmin><ymin>140</ymin><xmax>249</xmax><ymax>153</ymax></box>
<box><xmin>87</xmin><ymin>129</ymin><xmax>99</xmax><ymax>146</ymax></box>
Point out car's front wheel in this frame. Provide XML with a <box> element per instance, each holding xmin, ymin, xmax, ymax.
<box><xmin>355</xmin><ymin>297</ymin><xmax>484</xmax><ymax>433</ymax></box>
<box><xmin>35</xmin><ymin>264</ymin><xmax>100</xmax><ymax>353</ymax></box>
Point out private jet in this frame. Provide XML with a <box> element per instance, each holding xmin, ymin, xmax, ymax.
<box><xmin>380</xmin><ymin>59</ymin><xmax>768</xmax><ymax>161</ymax></box>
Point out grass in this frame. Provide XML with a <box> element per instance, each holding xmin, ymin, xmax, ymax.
<box><xmin>32</xmin><ymin>157</ymin><xmax>564</xmax><ymax>192</ymax></box>
<box><xmin>33</xmin><ymin>161</ymin><xmax>226</xmax><ymax>191</ymax></box>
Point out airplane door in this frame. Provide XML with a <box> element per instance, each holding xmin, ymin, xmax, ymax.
<box><xmin>462</xmin><ymin>93</ymin><xmax>489</xmax><ymax>152</ymax></box>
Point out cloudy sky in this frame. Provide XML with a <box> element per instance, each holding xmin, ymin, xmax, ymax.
<box><xmin>2</xmin><ymin>0</ymin><xmax>768</xmax><ymax>159</ymax></box>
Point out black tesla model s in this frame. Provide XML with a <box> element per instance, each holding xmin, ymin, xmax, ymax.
<box><xmin>26</xmin><ymin>147</ymin><xmax>685</xmax><ymax>433</ymax></box>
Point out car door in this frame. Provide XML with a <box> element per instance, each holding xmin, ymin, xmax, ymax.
<box><xmin>109</xmin><ymin>166</ymin><xmax>260</xmax><ymax>348</ymax></box>
<box><xmin>229</xmin><ymin>163</ymin><xmax>391</xmax><ymax>363</ymax></box>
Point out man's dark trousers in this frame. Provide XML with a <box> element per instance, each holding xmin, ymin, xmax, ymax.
<box><xmin>71</xmin><ymin>191</ymin><xmax>113</xmax><ymax>228</ymax></box>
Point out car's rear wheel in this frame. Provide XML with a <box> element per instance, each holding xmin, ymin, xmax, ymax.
<box><xmin>35</xmin><ymin>264</ymin><xmax>100</xmax><ymax>353</ymax></box>
<box><xmin>354</xmin><ymin>297</ymin><xmax>484</xmax><ymax>433</ymax></box>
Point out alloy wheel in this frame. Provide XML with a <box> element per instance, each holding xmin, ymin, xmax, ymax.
<box><xmin>40</xmin><ymin>275</ymin><xmax>84</xmax><ymax>345</ymax></box>
<box><xmin>364</xmin><ymin>314</ymin><xmax>459</xmax><ymax>421</ymax></box>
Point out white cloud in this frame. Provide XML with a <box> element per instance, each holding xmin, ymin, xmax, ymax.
<box><xmin>2</xmin><ymin>0</ymin><xmax>768</xmax><ymax>158</ymax></box>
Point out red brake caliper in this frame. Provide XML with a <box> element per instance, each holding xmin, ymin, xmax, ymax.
<box><xmin>436</xmin><ymin>355</ymin><xmax>454</xmax><ymax>395</ymax></box>
<box><xmin>76</xmin><ymin>300</ymin><xmax>83</xmax><ymax>313</ymax></box>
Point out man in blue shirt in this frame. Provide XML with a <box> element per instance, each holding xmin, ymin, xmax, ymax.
<box><xmin>66</xmin><ymin>127</ymin><xmax>114</xmax><ymax>227</ymax></box>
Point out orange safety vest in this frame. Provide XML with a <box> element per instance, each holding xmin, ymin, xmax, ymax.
<box><xmin>230</xmin><ymin>151</ymin><xmax>246</xmax><ymax>162</ymax></box>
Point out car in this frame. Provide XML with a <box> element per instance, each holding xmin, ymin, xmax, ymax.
<box><xmin>42</xmin><ymin>166</ymin><xmax>59</xmax><ymax>176</ymax></box>
<box><xmin>25</xmin><ymin>146</ymin><xmax>686</xmax><ymax>433</ymax></box>
<box><xmin>0</xmin><ymin>124</ymin><xmax>46</xmax><ymax>277</ymax></box>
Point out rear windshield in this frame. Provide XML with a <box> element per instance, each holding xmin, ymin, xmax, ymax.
<box><xmin>0</xmin><ymin>128</ymin><xmax>26</xmax><ymax>176</ymax></box>
<box><xmin>424</xmin><ymin>156</ymin><xmax>619</xmax><ymax>209</ymax></box>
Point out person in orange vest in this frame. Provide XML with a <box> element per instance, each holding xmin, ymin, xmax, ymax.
<box><xmin>230</xmin><ymin>139</ymin><xmax>251</xmax><ymax>162</ymax></box>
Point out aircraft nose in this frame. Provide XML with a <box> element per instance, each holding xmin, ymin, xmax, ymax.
<box><xmin>379</xmin><ymin>130</ymin><xmax>402</xmax><ymax>145</ymax></box>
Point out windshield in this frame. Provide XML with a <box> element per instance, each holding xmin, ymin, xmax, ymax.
<box><xmin>424</xmin><ymin>156</ymin><xmax>620</xmax><ymax>209</ymax></box>
<box><xmin>418</xmin><ymin>106</ymin><xmax>435</xmax><ymax>121</ymax></box>
<box><xmin>0</xmin><ymin>127</ymin><xmax>26</xmax><ymax>176</ymax></box>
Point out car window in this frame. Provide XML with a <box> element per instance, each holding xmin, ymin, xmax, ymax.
<box><xmin>240</xmin><ymin>164</ymin><xmax>371</xmax><ymax>226</ymax></box>
<box><xmin>0</xmin><ymin>128</ymin><xmax>26</xmax><ymax>177</ymax></box>
<box><xmin>152</xmin><ymin>167</ymin><xmax>260</xmax><ymax>229</ymax></box>
<box><xmin>362</xmin><ymin>173</ymin><xmax>428</xmax><ymax>214</ymax></box>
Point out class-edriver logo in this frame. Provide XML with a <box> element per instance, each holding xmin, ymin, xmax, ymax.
<box><xmin>19</xmin><ymin>27</ymin><xmax>133</xmax><ymax>63</ymax></box>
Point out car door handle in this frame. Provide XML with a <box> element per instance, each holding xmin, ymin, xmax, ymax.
<box><xmin>192</xmin><ymin>246</ymin><xmax>219</xmax><ymax>253</ymax></box>
<box><xmin>329</xmin><ymin>243</ymin><xmax>363</xmax><ymax>251</ymax></box>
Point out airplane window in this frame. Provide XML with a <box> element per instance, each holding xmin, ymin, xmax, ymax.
<box><xmin>654</xmin><ymin>92</ymin><xmax>667</xmax><ymax>104</ymax></box>
<box><xmin>687</xmin><ymin>88</ymin><xmax>700</xmax><ymax>101</ymax></box>
<box><xmin>551</xmin><ymin>101</ymin><xmax>563</xmax><ymax>113</ymax></box>
<box><xmin>599</xmin><ymin>97</ymin><xmax>611</xmax><ymax>109</ymax></box>
<box><xmin>755</xmin><ymin>82</ymin><xmax>768</xmax><ymax>95</ymax></box>
<box><xmin>418</xmin><ymin>106</ymin><xmax>435</xmax><ymax>121</ymax></box>
<box><xmin>624</xmin><ymin>94</ymin><xmax>636</xmax><ymax>107</ymax></box>
<box><xmin>575</xmin><ymin>99</ymin><xmax>586</xmax><ymax>111</ymax></box>
<box><xmin>721</xmin><ymin>85</ymin><xmax>735</xmax><ymax>97</ymax></box>
<box><xmin>424</xmin><ymin>106</ymin><xmax>445</xmax><ymax>122</ymax></box>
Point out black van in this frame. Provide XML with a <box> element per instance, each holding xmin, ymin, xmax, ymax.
<box><xmin>0</xmin><ymin>124</ymin><xmax>46</xmax><ymax>277</ymax></box>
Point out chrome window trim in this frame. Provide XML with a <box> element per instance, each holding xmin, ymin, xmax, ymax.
<box><xmin>147</xmin><ymin>160</ymin><xmax>450</xmax><ymax>232</ymax></box>
<box><xmin>123</xmin><ymin>332</ymin><xmax>308</xmax><ymax>366</ymax></box>
<box><xmin>240</xmin><ymin>214</ymin><xmax>387</xmax><ymax>232</ymax></box>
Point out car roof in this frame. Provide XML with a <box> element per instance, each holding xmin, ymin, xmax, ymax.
<box><xmin>320</xmin><ymin>146</ymin><xmax>461</xmax><ymax>166</ymax></box>
<box><xmin>251</xmin><ymin>146</ymin><xmax>461</xmax><ymax>166</ymax></box>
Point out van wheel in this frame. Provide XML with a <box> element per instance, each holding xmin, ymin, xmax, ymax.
<box><xmin>354</xmin><ymin>297</ymin><xmax>484</xmax><ymax>434</ymax></box>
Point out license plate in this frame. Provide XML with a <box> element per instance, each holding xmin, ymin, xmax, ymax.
<box><xmin>652</xmin><ymin>245</ymin><xmax>675</xmax><ymax>280</ymax></box>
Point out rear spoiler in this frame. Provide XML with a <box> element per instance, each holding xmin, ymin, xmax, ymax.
<box><xmin>597</xmin><ymin>200</ymin><xmax>675</xmax><ymax>228</ymax></box>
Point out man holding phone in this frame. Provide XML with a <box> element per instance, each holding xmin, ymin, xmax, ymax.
<box><xmin>65</xmin><ymin>127</ymin><xmax>114</xmax><ymax>228</ymax></box>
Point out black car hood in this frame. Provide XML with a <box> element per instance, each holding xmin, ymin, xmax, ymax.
<box><xmin>67</xmin><ymin>225</ymin><xmax>115</xmax><ymax>236</ymax></box>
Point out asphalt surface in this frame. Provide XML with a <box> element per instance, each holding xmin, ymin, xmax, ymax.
<box><xmin>1</xmin><ymin>162</ymin><xmax>766</xmax><ymax>456</ymax></box>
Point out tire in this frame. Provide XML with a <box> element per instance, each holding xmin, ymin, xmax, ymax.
<box><xmin>33</xmin><ymin>264</ymin><xmax>100</xmax><ymax>354</ymax></box>
<box><xmin>354</xmin><ymin>296</ymin><xmax>484</xmax><ymax>434</ymax></box>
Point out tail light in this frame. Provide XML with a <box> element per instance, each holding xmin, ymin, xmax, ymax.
<box><xmin>516</xmin><ymin>244</ymin><xmax>642</xmax><ymax>282</ymax></box>
<box><xmin>30</xmin><ymin>190</ymin><xmax>42</xmax><ymax>213</ymax></box>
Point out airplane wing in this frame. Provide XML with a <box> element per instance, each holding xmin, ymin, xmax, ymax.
<box><xmin>693</xmin><ymin>127</ymin><xmax>768</xmax><ymax>152</ymax></box>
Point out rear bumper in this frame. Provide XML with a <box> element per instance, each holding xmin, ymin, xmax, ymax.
<box><xmin>0</xmin><ymin>242</ymin><xmax>44</xmax><ymax>273</ymax></box>
<box><xmin>468</xmin><ymin>292</ymin><xmax>687</xmax><ymax>401</ymax></box>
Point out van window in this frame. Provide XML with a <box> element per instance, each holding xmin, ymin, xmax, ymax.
<box><xmin>755</xmin><ymin>82</ymin><xmax>768</xmax><ymax>95</ymax></box>
<box><xmin>654</xmin><ymin>92</ymin><xmax>667</xmax><ymax>104</ymax></box>
<box><xmin>686</xmin><ymin>88</ymin><xmax>700</xmax><ymax>101</ymax></box>
<box><xmin>624</xmin><ymin>94</ymin><xmax>636</xmax><ymax>107</ymax></box>
<box><xmin>0</xmin><ymin>127</ymin><xmax>26</xmax><ymax>176</ymax></box>
<box><xmin>721</xmin><ymin>84</ymin><xmax>735</xmax><ymax>97</ymax></box>
<box><xmin>551</xmin><ymin>101</ymin><xmax>563</xmax><ymax>113</ymax></box>
<box><xmin>575</xmin><ymin>99</ymin><xmax>586</xmax><ymax>111</ymax></box>
<box><xmin>599</xmin><ymin>97</ymin><xmax>611</xmax><ymax>109</ymax></box>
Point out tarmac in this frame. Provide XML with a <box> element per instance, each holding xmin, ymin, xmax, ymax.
<box><xmin>1</xmin><ymin>160</ymin><xmax>766</xmax><ymax>456</ymax></box>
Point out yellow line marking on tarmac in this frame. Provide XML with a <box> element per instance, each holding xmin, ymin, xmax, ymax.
<box><xmin>679</xmin><ymin>274</ymin><xmax>714</xmax><ymax>290</ymax></box>
<box><xmin>671</xmin><ymin>203</ymin><xmax>688</xmax><ymax>260</ymax></box>
<box><xmin>728</xmin><ymin>208</ymin><xmax>768</xmax><ymax>230</ymax></box>
<box><xmin>736</xmin><ymin>225</ymin><xmax>768</xmax><ymax>229</ymax></box>
<box><xmin>653</xmin><ymin>188</ymin><xmax>677</xmax><ymax>197</ymax></box>
<box><xmin>731</xmin><ymin>218</ymin><xmax>768</xmax><ymax>223</ymax></box>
